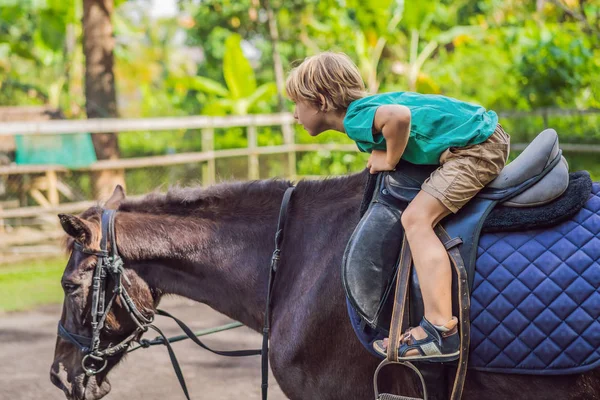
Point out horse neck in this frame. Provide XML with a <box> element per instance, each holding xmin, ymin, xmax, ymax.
<box><xmin>114</xmin><ymin>173</ymin><xmax>366</xmax><ymax>332</ymax></box>
<box><xmin>114</xmin><ymin>211</ymin><xmax>279</xmax><ymax>331</ymax></box>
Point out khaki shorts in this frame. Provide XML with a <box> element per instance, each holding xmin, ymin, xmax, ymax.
<box><xmin>421</xmin><ymin>124</ymin><xmax>510</xmax><ymax>214</ymax></box>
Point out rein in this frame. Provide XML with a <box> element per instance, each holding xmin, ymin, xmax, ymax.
<box><xmin>57</xmin><ymin>186</ymin><xmax>295</xmax><ymax>400</ymax></box>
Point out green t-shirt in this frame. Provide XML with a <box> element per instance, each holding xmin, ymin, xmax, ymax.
<box><xmin>343</xmin><ymin>92</ymin><xmax>498</xmax><ymax>165</ymax></box>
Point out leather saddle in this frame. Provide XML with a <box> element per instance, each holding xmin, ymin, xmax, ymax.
<box><xmin>343</xmin><ymin>128</ymin><xmax>569</xmax><ymax>335</ymax></box>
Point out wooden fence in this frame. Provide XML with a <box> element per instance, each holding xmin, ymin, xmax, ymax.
<box><xmin>0</xmin><ymin>113</ymin><xmax>358</xmax><ymax>222</ymax></box>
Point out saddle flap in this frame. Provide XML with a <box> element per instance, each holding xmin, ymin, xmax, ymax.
<box><xmin>343</xmin><ymin>199</ymin><xmax>403</xmax><ymax>331</ymax></box>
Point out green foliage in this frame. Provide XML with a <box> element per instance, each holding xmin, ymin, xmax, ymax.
<box><xmin>0</xmin><ymin>0</ymin><xmax>80</xmax><ymax>109</ymax></box>
<box><xmin>224</xmin><ymin>34</ymin><xmax>255</xmax><ymax>99</ymax></box>
<box><xmin>515</xmin><ymin>23</ymin><xmax>597</xmax><ymax>108</ymax></box>
<box><xmin>182</xmin><ymin>33</ymin><xmax>277</xmax><ymax>116</ymax></box>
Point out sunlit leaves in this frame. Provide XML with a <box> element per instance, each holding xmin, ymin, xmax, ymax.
<box><xmin>223</xmin><ymin>34</ymin><xmax>256</xmax><ymax>100</ymax></box>
<box><xmin>191</xmin><ymin>33</ymin><xmax>276</xmax><ymax>115</ymax></box>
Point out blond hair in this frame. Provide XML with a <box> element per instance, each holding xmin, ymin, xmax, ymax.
<box><xmin>285</xmin><ymin>52</ymin><xmax>367</xmax><ymax>112</ymax></box>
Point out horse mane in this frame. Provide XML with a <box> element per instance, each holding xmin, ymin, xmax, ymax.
<box><xmin>62</xmin><ymin>170</ymin><xmax>368</xmax><ymax>255</ymax></box>
<box><xmin>117</xmin><ymin>171</ymin><xmax>367</xmax><ymax>218</ymax></box>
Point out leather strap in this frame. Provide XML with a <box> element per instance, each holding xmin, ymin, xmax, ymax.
<box><xmin>262</xmin><ymin>186</ymin><xmax>295</xmax><ymax>400</ymax></box>
<box><xmin>376</xmin><ymin>234</ymin><xmax>427</xmax><ymax>399</ymax></box>
<box><xmin>388</xmin><ymin>235</ymin><xmax>413</xmax><ymax>362</ymax></box>
<box><xmin>382</xmin><ymin>224</ymin><xmax>470</xmax><ymax>400</ymax></box>
<box><xmin>434</xmin><ymin>225</ymin><xmax>470</xmax><ymax>400</ymax></box>
<box><xmin>156</xmin><ymin>309</ymin><xmax>261</xmax><ymax>357</ymax></box>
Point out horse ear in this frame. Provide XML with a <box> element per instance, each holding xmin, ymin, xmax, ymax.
<box><xmin>105</xmin><ymin>185</ymin><xmax>126</xmax><ymax>210</ymax></box>
<box><xmin>58</xmin><ymin>214</ymin><xmax>93</xmax><ymax>244</ymax></box>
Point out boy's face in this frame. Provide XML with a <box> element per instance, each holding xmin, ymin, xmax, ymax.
<box><xmin>293</xmin><ymin>101</ymin><xmax>326</xmax><ymax>136</ymax></box>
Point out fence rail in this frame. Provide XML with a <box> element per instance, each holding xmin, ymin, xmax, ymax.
<box><xmin>2</xmin><ymin>108</ymin><xmax>598</xmax><ymax>136</ymax></box>
<box><xmin>0</xmin><ymin>113</ymin><xmax>296</xmax><ymax>136</ymax></box>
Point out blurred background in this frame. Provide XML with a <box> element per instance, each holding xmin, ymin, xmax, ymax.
<box><xmin>0</xmin><ymin>0</ymin><xmax>598</xmax><ymax>317</ymax></box>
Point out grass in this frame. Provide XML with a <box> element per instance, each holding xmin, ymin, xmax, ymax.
<box><xmin>0</xmin><ymin>257</ymin><xmax>67</xmax><ymax>312</ymax></box>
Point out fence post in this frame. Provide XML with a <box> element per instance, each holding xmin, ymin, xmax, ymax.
<box><xmin>202</xmin><ymin>128</ymin><xmax>216</xmax><ymax>186</ymax></box>
<box><xmin>247</xmin><ymin>125</ymin><xmax>259</xmax><ymax>180</ymax></box>
<box><xmin>282</xmin><ymin>123</ymin><xmax>296</xmax><ymax>179</ymax></box>
<box><xmin>46</xmin><ymin>170</ymin><xmax>59</xmax><ymax>206</ymax></box>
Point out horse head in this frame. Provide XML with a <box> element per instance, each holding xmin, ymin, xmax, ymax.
<box><xmin>50</xmin><ymin>186</ymin><xmax>158</xmax><ymax>400</ymax></box>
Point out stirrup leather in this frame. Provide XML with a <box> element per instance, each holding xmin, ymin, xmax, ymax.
<box><xmin>372</xmin><ymin>226</ymin><xmax>471</xmax><ymax>400</ymax></box>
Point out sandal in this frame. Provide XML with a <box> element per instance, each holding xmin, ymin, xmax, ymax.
<box><xmin>372</xmin><ymin>317</ymin><xmax>460</xmax><ymax>362</ymax></box>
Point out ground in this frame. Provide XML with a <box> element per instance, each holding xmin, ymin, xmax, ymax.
<box><xmin>0</xmin><ymin>297</ymin><xmax>286</xmax><ymax>400</ymax></box>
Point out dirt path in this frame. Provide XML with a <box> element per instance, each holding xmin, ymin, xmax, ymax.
<box><xmin>0</xmin><ymin>297</ymin><xmax>286</xmax><ymax>400</ymax></box>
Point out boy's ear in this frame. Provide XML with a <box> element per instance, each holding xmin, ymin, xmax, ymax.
<box><xmin>317</xmin><ymin>94</ymin><xmax>328</xmax><ymax>112</ymax></box>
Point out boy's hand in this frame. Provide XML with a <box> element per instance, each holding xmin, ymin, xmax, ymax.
<box><xmin>367</xmin><ymin>150</ymin><xmax>396</xmax><ymax>174</ymax></box>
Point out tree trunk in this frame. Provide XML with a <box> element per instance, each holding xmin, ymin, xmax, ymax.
<box><xmin>83</xmin><ymin>0</ymin><xmax>125</xmax><ymax>200</ymax></box>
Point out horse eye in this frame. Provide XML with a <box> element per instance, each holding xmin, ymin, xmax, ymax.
<box><xmin>62</xmin><ymin>281</ymin><xmax>80</xmax><ymax>294</ymax></box>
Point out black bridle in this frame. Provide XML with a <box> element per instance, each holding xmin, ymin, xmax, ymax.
<box><xmin>56</xmin><ymin>186</ymin><xmax>295</xmax><ymax>399</ymax></box>
<box><xmin>58</xmin><ymin>209</ymin><xmax>154</xmax><ymax>376</ymax></box>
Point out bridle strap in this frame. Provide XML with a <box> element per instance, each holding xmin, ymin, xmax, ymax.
<box><xmin>156</xmin><ymin>309</ymin><xmax>261</xmax><ymax>357</ymax></box>
<box><xmin>57</xmin><ymin>322</ymin><xmax>91</xmax><ymax>353</ymax></box>
<box><xmin>90</xmin><ymin>210</ymin><xmax>117</xmax><ymax>355</ymax></box>
<box><xmin>124</xmin><ymin>310</ymin><xmax>262</xmax><ymax>400</ymax></box>
<box><xmin>262</xmin><ymin>186</ymin><xmax>295</xmax><ymax>400</ymax></box>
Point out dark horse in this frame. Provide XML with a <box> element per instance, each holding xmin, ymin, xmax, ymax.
<box><xmin>50</xmin><ymin>172</ymin><xmax>600</xmax><ymax>400</ymax></box>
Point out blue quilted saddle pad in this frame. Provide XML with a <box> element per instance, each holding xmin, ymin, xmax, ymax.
<box><xmin>346</xmin><ymin>182</ymin><xmax>600</xmax><ymax>375</ymax></box>
<box><xmin>470</xmin><ymin>181</ymin><xmax>600</xmax><ymax>374</ymax></box>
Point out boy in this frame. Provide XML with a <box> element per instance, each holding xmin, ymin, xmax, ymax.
<box><xmin>285</xmin><ymin>52</ymin><xmax>509</xmax><ymax>361</ymax></box>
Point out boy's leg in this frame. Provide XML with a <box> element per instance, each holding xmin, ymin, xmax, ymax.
<box><xmin>401</xmin><ymin>190</ymin><xmax>453</xmax><ymax>341</ymax></box>
<box><xmin>379</xmin><ymin>191</ymin><xmax>454</xmax><ymax>354</ymax></box>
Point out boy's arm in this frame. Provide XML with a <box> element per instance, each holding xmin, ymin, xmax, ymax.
<box><xmin>368</xmin><ymin>105</ymin><xmax>411</xmax><ymax>172</ymax></box>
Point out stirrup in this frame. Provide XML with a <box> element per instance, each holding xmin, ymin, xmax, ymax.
<box><xmin>374</xmin><ymin>359</ymin><xmax>428</xmax><ymax>400</ymax></box>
